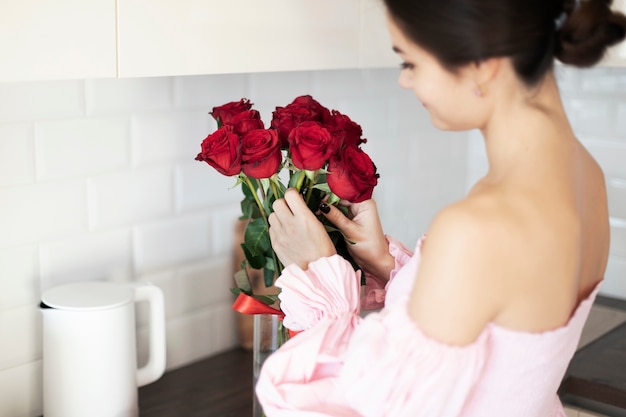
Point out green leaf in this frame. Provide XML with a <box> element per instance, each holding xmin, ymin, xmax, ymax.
<box><xmin>260</xmin><ymin>178</ymin><xmax>271</xmax><ymax>196</ymax></box>
<box><xmin>289</xmin><ymin>170</ymin><xmax>305</xmax><ymax>189</ymax></box>
<box><xmin>244</xmin><ymin>217</ymin><xmax>271</xmax><ymax>257</ymax></box>
<box><xmin>271</xmin><ymin>176</ymin><xmax>287</xmax><ymax>198</ymax></box>
<box><xmin>263</xmin><ymin>267</ymin><xmax>276</xmax><ymax>288</ymax></box>
<box><xmin>241</xmin><ymin>177</ymin><xmax>258</xmax><ymax>200</ymax></box>
<box><xmin>241</xmin><ymin>243</ymin><xmax>265</xmax><ymax>269</ymax></box>
<box><xmin>264</xmin><ymin>256</ymin><xmax>276</xmax><ymax>272</ymax></box>
<box><xmin>234</xmin><ymin>269</ymin><xmax>251</xmax><ymax>292</ymax></box>
<box><xmin>254</xmin><ymin>294</ymin><xmax>279</xmax><ymax>306</ymax></box>
<box><xmin>312</xmin><ymin>183</ymin><xmax>332</xmax><ymax>193</ymax></box>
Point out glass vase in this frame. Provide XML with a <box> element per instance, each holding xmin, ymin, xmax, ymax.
<box><xmin>252</xmin><ymin>314</ymin><xmax>289</xmax><ymax>417</ymax></box>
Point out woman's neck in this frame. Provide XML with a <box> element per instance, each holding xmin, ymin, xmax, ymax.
<box><xmin>479</xmin><ymin>71</ymin><xmax>574</xmax><ymax>183</ymax></box>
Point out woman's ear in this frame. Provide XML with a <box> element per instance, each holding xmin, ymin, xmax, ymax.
<box><xmin>467</xmin><ymin>57</ymin><xmax>502</xmax><ymax>97</ymax></box>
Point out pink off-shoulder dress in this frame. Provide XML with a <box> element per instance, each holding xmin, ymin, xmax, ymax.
<box><xmin>255</xmin><ymin>236</ymin><xmax>601</xmax><ymax>417</ymax></box>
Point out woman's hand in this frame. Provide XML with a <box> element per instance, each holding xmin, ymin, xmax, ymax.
<box><xmin>268</xmin><ymin>189</ymin><xmax>337</xmax><ymax>270</ymax></box>
<box><xmin>320</xmin><ymin>199</ymin><xmax>395</xmax><ymax>281</ymax></box>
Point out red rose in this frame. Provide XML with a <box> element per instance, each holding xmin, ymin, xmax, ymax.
<box><xmin>231</xmin><ymin>110</ymin><xmax>264</xmax><ymax>136</ymax></box>
<box><xmin>210</xmin><ymin>99</ymin><xmax>253</xmax><ymax>126</ymax></box>
<box><xmin>326</xmin><ymin>110</ymin><xmax>366</xmax><ymax>148</ymax></box>
<box><xmin>195</xmin><ymin>126</ymin><xmax>241</xmax><ymax>176</ymax></box>
<box><xmin>288</xmin><ymin>121</ymin><xmax>338</xmax><ymax>171</ymax></box>
<box><xmin>241</xmin><ymin>129</ymin><xmax>282</xmax><ymax>179</ymax></box>
<box><xmin>271</xmin><ymin>95</ymin><xmax>331</xmax><ymax>148</ymax></box>
<box><xmin>327</xmin><ymin>146</ymin><xmax>379</xmax><ymax>203</ymax></box>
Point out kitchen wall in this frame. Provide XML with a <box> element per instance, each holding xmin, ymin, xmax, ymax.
<box><xmin>0</xmin><ymin>65</ymin><xmax>624</xmax><ymax>417</ymax></box>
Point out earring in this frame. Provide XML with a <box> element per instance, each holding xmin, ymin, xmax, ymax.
<box><xmin>474</xmin><ymin>86</ymin><xmax>483</xmax><ymax>98</ymax></box>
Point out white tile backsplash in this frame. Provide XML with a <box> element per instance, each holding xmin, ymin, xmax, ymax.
<box><xmin>85</xmin><ymin>77</ymin><xmax>173</xmax><ymax>116</ymax></box>
<box><xmin>133</xmin><ymin>214</ymin><xmax>212</xmax><ymax>274</ymax></box>
<box><xmin>0</xmin><ymin>123</ymin><xmax>35</xmax><ymax>187</ymax></box>
<box><xmin>1</xmin><ymin>65</ymin><xmax>626</xmax><ymax>417</ymax></box>
<box><xmin>0</xmin><ymin>246</ymin><xmax>40</xmax><ymax>310</ymax></box>
<box><xmin>0</xmin><ymin>181</ymin><xmax>86</xmax><ymax>249</ymax></box>
<box><xmin>0</xmin><ymin>80</ymin><xmax>84</xmax><ymax>124</ymax></box>
<box><xmin>87</xmin><ymin>167</ymin><xmax>173</xmax><ymax>230</ymax></box>
<box><xmin>0</xmin><ymin>305</ymin><xmax>42</xmax><ymax>371</ymax></box>
<box><xmin>35</xmin><ymin>117</ymin><xmax>129</xmax><ymax>181</ymax></box>
<box><xmin>39</xmin><ymin>229</ymin><xmax>132</xmax><ymax>291</ymax></box>
<box><xmin>0</xmin><ymin>361</ymin><xmax>42</xmax><ymax>417</ymax></box>
<box><xmin>131</xmin><ymin>110</ymin><xmax>212</xmax><ymax>167</ymax></box>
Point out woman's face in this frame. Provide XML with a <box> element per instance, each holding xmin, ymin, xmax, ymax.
<box><xmin>386</xmin><ymin>15</ymin><xmax>483</xmax><ymax>131</ymax></box>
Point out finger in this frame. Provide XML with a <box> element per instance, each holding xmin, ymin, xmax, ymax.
<box><xmin>283</xmin><ymin>188</ymin><xmax>311</xmax><ymax>216</ymax></box>
<box><xmin>268</xmin><ymin>212</ymin><xmax>281</xmax><ymax>229</ymax></box>
<box><xmin>272</xmin><ymin>197</ymin><xmax>293</xmax><ymax>218</ymax></box>
<box><xmin>319</xmin><ymin>203</ymin><xmax>356</xmax><ymax>236</ymax></box>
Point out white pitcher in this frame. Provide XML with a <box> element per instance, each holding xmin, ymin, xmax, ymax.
<box><xmin>40</xmin><ymin>281</ymin><xmax>166</xmax><ymax>417</ymax></box>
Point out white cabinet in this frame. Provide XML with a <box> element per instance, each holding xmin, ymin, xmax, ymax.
<box><xmin>117</xmin><ymin>0</ymin><xmax>366</xmax><ymax>78</ymax></box>
<box><xmin>0</xmin><ymin>0</ymin><xmax>116</xmax><ymax>82</ymax></box>
<box><xmin>359</xmin><ymin>0</ymin><xmax>397</xmax><ymax>68</ymax></box>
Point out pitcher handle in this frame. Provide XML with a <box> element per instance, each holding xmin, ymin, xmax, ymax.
<box><xmin>134</xmin><ymin>284</ymin><xmax>166</xmax><ymax>387</ymax></box>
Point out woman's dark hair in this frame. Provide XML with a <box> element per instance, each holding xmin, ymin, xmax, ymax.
<box><xmin>383</xmin><ymin>0</ymin><xmax>626</xmax><ymax>86</ymax></box>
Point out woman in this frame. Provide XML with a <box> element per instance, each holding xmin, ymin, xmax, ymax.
<box><xmin>257</xmin><ymin>0</ymin><xmax>626</xmax><ymax>416</ymax></box>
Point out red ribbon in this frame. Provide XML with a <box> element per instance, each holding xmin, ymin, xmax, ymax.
<box><xmin>232</xmin><ymin>293</ymin><xmax>300</xmax><ymax>338</ymax></box>
<box><xmin>232</xmin><ymin>292</ymin><xmax>285</xmax><ymax>317</ymax></box>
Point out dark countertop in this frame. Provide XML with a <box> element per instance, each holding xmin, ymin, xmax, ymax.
<box><xmin>139</xmin><ymin>295</ymin><xmax>626</xmax><ymax>417</ymax></box>
<box><xmin>139</xmin><ymin>348</ymin><xmax>253</xmax><ymax>417</ymax></box>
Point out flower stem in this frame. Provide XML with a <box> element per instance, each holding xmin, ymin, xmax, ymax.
<box><xmin>294</xmin><ymin>170</ymin><xmax>306</xmax><ymax>192</ymax></box>
<box><xmin>304</xmin><ymin>172</ymin><xmax>317</xmax><ymax>204</ymax></box>
<box><xmin>243</xmin><ymin>176</ymin><xmax>267</xmax><ymax>222</ymax></box>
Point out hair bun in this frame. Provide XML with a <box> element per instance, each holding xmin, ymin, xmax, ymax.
<box><xmin>555</xmin><ymin>0</ymin><xmax>626</xmax><ymax>67</ymax></box>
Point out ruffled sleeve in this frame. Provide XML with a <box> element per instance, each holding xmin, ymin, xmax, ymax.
<box><xmin>258</xmin><ymin>254</ymin><xmax>489</xmax><ymax>417</ymax></box>
<box><xmin>360</xmin><ymin>235</ymin><xmax>416</xmax><ymax>311</ymax></box>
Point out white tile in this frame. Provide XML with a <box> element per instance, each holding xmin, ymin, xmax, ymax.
<box><xmin>134</xmin><ymin>214</ymin><xmax>211</xmax><ymax>273</ymax></box>
<box><xmin>175</xmin><ymin>162</ymin><xmax>242</xmax><ymax>213</ymax></box>
<box><xmin>248</xmin><ymin>71</ymin><xmax>313</xmax><ymax>110</ymax></box>
<box><xmin>0</xmin><ymin>80</ymin><xmax>84</xmax><ymax>124</ymax></box>
<box><xmin>0</xmin><ymin>305</ymin><xmax>42</xmax><ymax>371</ymax></box>
<box><xmin>0</xmin><ymin>245</ymin><xmax>39</xmax><ymax>310</ymax></box>
<box><xmin>210</xmin><ymin>205</ymin><xmax>240</xmax><ymax>257</ymax></box>
<box><xmin>555</xmin><ymin>66</ymin><xmax>580</xmax><ymax>93</ymax></box>
<box><xmin>210</xmin><ymin>302</ymin><xmax>238</xmax><ymax>354</ymax></box>
<box><xmin>39</xmin><ymin>229</ymin><xmax>132</xmax><ymax>291</ymax></box>
<box><xmin>579</xmin><ymin>67</ymin><xmax>626</xmax><ymax>93</ymax></box>
<box><xmin>0</xmin><ymin>123</ymin><xmax>35</xmax><ymax>187</ymax></box>
<box><xmin>163</xmin><ymin>308</ymin><xmax>214</xmax><ymax>370</ymax></box>
<box><xmin>0</xmin><ymin>361</ymin><xmax>43</xmax><ymax>417</ymax></box>
<box><xmin>174</xmin><ymin>258</ymin><xmax>234</xmax><ymax>315</ymax></box>
<box><xmin>616</xmin><ymin>101</ymin><xmax>626</xmax><ymax>137</ymax></box>
<box><xmin>134</xmin><ymin>270</ymin><xmax>177</xmax><ymax>326</ymax></box>
<box><xmin>0</xmin><ymin>181</ymin><xmax>86</xmax><ymax>249</ymax></box>
<box><xmin>131</xmin><ymin>110</ymin><xmax>212</xmax><ymax>166</ymax></box>
<box><xmin>311</xmin><ymin>69</ymin><xmax>387</xmax><ymax>103</ymax></box>
<box><xmin>174</xmin><ymin>74</ymin><xmax>250</xmax><ymax>109</ymax></box>
<box><xmin>600</xmin><ymin>255</ymin><xmax>626</xmax><ymax>299</ymax></box>
<box><xmin>610</xmin><ymin>223</ymin><xmax>626</xmax><ymax>258</ymax></box>
<box><xmin>567</xmin><ymin>99</ymin><xmax>612</xmax><ymax>137</ymax></box>
<box><xmin>607</xmin><ymin>179</ymin><xmax>626</xmax><ymax>220</ymax></box>
<box><xmin>584</xmin><ymin>140</ymin><xmax>626</xmax><ymax>178</ymax></box>
<box><xmin>88</xmin><ymin>167</ymin><xmax>173</xmax><ymax>230</ymax></box>
<box><xmin>35</xmin><ymin>117</ymin><xmax>129</xmax><ymax>181</ymax></box>
<box><xmin>85</xmin><ymin>77</ymin><xmax>173</xmax><ymax>116</ymax></box>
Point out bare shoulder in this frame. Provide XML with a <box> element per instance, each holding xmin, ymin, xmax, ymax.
<box><xmin>407</xmin><ymin>194</ymin><xmax>521</xmax><ymax>345</ymax></box>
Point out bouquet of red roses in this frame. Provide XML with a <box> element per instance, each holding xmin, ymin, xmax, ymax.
<box><xmin>195</xmin><ymin>95</ymin><xmax>379</xmax><ymax>305</ymax></box>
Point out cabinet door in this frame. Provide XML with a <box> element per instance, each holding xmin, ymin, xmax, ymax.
<box><xmin>117</xmin><ymin>0</ymin><xmax>360</xmax><ymax>78</ymax></box>
<box><xmin>0</xmin><ymin>0</ymin><xmax>116</xmax><ymax>82</ymax></box>
<box><xmin>359</xmin><ymin>0</ymin><xmax>397</xmax><ymax>68</ymax></box>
